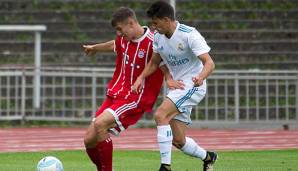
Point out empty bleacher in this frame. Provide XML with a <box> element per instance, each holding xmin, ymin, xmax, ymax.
<box><xmin>0</xmin><ymin>0</ymin><xmax>297</xmax><ymax>69</ymax></box>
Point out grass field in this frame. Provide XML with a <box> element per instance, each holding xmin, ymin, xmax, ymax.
<box><xmin>0</xmin><ymin>149</ymin><xmax>297</xmax><ymax>171</ymax></box>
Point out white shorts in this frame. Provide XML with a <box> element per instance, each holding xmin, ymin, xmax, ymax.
<box><xmin>167</xmin><ymin>85</ymin><xmax>206</xmax><ymax>124</ymax></box>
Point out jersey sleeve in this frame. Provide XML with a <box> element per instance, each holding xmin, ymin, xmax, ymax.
<box><xmin>114</xmin><ymin>35</ymin><xmax>121</xmax><ymax>53</ymax></box>
<box><xmin>188</xmin><ymin>29</ymin><xmax>211</xmax><ymax>56</ymax></box>
<box><xmin>114</xmin><ymin>36</ymin><xmax>124</xmax><ymax>74</ymax></box>
<box><xmin>107</xmin><ymin>36</ymin><xmax>122</xmax><ymax>88</ymax></box>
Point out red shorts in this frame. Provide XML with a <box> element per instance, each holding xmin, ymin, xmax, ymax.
<box><xmin>95</xmin><ymin>96</ymin><xmax>144</xmax><ymax>135</ymax></box>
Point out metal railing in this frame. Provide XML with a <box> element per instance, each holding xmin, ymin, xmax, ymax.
<box><xmin>195</xmin><ymin>70</ymin><xmax>298</xmax><ymax>124</ymax></box>
<box><xmin>0</xmin><ymin>67</ymin><xmax>297</xmax><ymax>126</ymax></box>
<box><xmin>0</xmin><ymin>25</ymin><xmax>47</xmax><ymax>109</ymax></box>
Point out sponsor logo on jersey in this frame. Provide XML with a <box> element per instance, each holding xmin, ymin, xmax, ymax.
<box><xmin>167</xmin><ymin>54</ymin><xmax>189</xmax><ymax>66</ymax></box>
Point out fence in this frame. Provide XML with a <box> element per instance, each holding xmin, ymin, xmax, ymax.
<box><xmin>0</xmin><ymin>25</ymin><xmax>47</xmax><ymax>109</ymax></box>
<box><xmin>0</xmin><ymin>67</ymin><xmax>297</xmax><ymax>126</ymax></box>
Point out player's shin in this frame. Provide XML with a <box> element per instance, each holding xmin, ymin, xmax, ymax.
<box><xmin>157</xmin><ymin>125</ymin><xmax>173</xmax><ymax>165</ymax></box>
<box><xmin>86</xmin><ymin>146</ymin><xmax>102</xmax><ymax>170</ymax></box>
<box><xmin>98</xmin><ymin>137</ymin><xmax>113</xmax><ymax>171</ymax></box>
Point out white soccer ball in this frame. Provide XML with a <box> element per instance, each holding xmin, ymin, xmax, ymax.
<box><xmin>36</xmin><ymin>156</ymin><xmax>64</xmax><ymax>171</ymax></box>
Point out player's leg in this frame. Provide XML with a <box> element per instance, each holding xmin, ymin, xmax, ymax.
<box><xmin>170</xmin><ymin>119</ymin><xmax>207</xmax><ymax>159</ymax></box>
<box><xmin>93</xmin><ymin>111</ymin><xmax>117</xmax><ymax>142</ymax></box>
<box><xmin>172</xmin><ymin>87</ymin><xmax>217</xmax><ymax>171</ymax></box>
<box><xmin>154</xmin><ymin>98</ymin><xmax>180</xmax><ymax>171</ymax></box>
<box><xmin>84</xmin><ymin>97</ymin><xmax>115</xmax><ymax>171</ymax></box>
<box><xmin>93</xmin><ymin>111</ymin><xmax>116</xmax><ymax>171</ymax></box>
<box><xmin>170</xmin><ymin>119</ymin><xmax>186</xmax><ymax>149</ymax></box>
<box><xmin>84</xmin><ymin>121</ymin><xmax>102</xmax><ymax>170</ymax></box>
<box><xmin>93</xmin><ymin>100</ymin><xmax>143</xmax><ymax>170</ymax></box>
<box><xmin>84</xmin><ymin>112</ymin><xmax>116</xmax><ymax>147</ymax></box>
<box><xmin>84</xmin><ymin>118</ymin><xmax>115</xmax><ymax>171</ymax></box>
<box><xmin>170</xmin><ymin>119</ymin><xmax>217</xmax><ymax>171</ymax></box>
<box><xmin>84</xmin><ymin>120</ymin><xmax>98</xmax><ymax>148</ymax></box>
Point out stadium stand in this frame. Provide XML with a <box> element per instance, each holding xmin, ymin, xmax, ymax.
<box><xmin>0</xmin><ymin>0</ymin><xmax>298</xmax><ymax>69</ymax></box>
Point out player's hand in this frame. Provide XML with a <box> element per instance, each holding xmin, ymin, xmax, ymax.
<box><xmin>82</xmin><ymin>45</ymin><xmax>97</xmax><ymax>56</ymax></box>
<box><xmin>166</xmin><ymin>79</ymin><xmax>185</xmax><ymax>90</ymax></box>
<box><xmin>132</xmin><ymin>77</ymin><xmax>143</xmax><ymax>94</ymax></box>
<box><xmin>192</xmin><ymin>76</ymin><xmax>204</xmax><ymax>87</ymax></box>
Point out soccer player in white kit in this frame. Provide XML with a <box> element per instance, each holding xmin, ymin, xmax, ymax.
<box><xmin>133</xmin><ymin>1</ymin><xmax>217</xmax><ymax>171</ymax></box>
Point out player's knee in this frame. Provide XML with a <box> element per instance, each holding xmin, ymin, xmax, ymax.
<box><xmin>154</xmin><ymin>108</ymin><xmax>167</xmax><ymax>123</ymax></box>
<box><xmin>83</xmin><ymin>136</ymin><xmax>91</xmax><ymax>147</ymax></box>
<box><xmin>84</xmin><ymin>134</ymin><xmax>95</xmax><ymax>148</ymax></box>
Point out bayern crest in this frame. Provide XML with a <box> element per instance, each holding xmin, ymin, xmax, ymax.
<box><xmin>138</xmin><ymin>49</ymin><xmax>145</xmax><ymax>58</ymax></box>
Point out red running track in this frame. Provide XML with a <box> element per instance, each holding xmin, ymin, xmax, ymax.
<box><xmin>0</xmin><ymin>128</ymin><xmax>298</xmax><ymax>153</ymax></box>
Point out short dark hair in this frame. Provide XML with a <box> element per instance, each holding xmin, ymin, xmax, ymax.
<box><xmin>111</xmin><ymin>7</ymin><xmax>137</xmax><ymax>27</ymax></box>
<box><xmin>147</xmin><ymin>1</ymin><xmax>175</xmax><ymax>20</ymax></box>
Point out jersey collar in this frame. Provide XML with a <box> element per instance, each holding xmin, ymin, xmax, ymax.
<box><xmin>166</xmin><ymin>21</ymin><xmax>179</xmax><ymax>40</ymax></box>
<box><xmin>132</xmin><ymin>26</ymin><xmax>150</xmax><ymax>43</ymax></box>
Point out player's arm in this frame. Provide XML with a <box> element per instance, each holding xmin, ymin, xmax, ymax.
<box><xmin>192</xmin><ymin>53</ymin><xmax>215</xmax><ymax>86</ymax></box>
<box><xmin>132</xmin><ymin>52</ymin><xmax>162</xmax><ymax>93</ymax></box>
<box><xmin>82</xmin><ymin>40</ymin><xmax>115</xmax><ymax>56</ymax></box>
<box><xmin>188</xmin><ymin>29</ymin><xmax>215</xmax><ymax>86</ymax></box>
<box><xmin>160</xmin><ymin>65</ymin><xmax>185</xmax><ymax>90</ymax></box>
<box><xmin>159</xmin><ymin>64</ymin><xmax>171</xmax><ymax>81</ymax></box>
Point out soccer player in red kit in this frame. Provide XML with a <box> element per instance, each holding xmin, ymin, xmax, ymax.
<box><xmin>82</xmin><ymin>7</ymin><xmax>167</xmax><ymax>171</ymax></box>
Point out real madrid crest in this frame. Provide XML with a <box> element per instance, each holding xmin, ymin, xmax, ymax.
<box><xmin>177</xmin><ymin>43</ymin><xmax>184</xmax><ymax>51</ymax></box>
<box><xmin>138</xmin><ymin>49</ymin><xmax>145</xmax><ymax>58</ymax></box>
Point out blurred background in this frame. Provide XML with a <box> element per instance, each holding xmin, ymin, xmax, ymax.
<box><xmin>0</xmin><ymin>0</ymin><xmax>297</xmax><ymax>129</ymax></box>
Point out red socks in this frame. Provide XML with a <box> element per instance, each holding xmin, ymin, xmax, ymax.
<box><xmin>98</xmin><ymin>138</ymin><xmax>113</xmax><ymax>171</ymax></box>
<box><xmin>86</xmin><ymin>138</ymin><xmax>113</xmax><ymax>171</ymax></box>
<box><xmin>86</xmin><ymin>146</ymin><xmax>102</xmax><ymax>170</ymax></box>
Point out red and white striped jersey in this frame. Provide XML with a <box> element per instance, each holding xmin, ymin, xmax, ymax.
<box><xmin>107</xmin><ymin>27</ymin><xmax>163</xmax><ymax>112</ymax></box>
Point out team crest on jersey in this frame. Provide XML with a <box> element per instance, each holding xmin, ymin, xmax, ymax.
<box><xmin>138</xmin><ymin>49</ymin><xmax>145</xmax><ymax>58</ymax></box>
<box><xmin>177</xmin><ymin>43</ymin><xmax>184</xmax><ymax>51</ymax></box>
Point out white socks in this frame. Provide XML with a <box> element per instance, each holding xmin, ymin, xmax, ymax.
<box><xmin>157</xmin><ymin>125</ymin><xmax>173</xmax><ymax>165</ymax></box>
<box><xmin>181</xmin><ymin>137</ymin><xmax>207</xmax><ymax>160</ymax></box>
<box><xmin>157</xmin><ymin>126</ymin><xmax>206</xmax><ymax>164</ymax></box>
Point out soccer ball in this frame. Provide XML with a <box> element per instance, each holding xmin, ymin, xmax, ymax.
<box><xmin>36</xmin><ymin>156</ymin><xmax>64</xmax><ymax>171</ymax></box>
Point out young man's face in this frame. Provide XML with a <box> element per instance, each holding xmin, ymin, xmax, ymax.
<box><xmin>150</xmin><ymin>17</ymin><xmax>170</xmax><ymax>34</ymax></box>
<box><xmin>114</xmin><ymin>18</ymin><xmax>136</xmax><ymax>41</ymax></box>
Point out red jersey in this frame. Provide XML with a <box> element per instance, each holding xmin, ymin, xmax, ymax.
<box><xmin>107</xmin><ymin>27</ymin><xmax>163</xmax><ymax>112</ymax></box>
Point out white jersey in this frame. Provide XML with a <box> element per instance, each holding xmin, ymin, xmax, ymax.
<box><xmin>153</xmin><ymin>22</ymin><xmax>210</xmax><ymax>89</ymax></box>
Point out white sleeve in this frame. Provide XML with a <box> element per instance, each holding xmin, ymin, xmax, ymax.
<box><xmin>159</xmin><ymin>60</ymin><xmax>165</xmax><ymax>67</ymax></box>
<box><xmin>188</xmin><ymin>29</ymin><xmax>210</xmax><ymax>56</ymax></box>
<box><xmin>153</xmin><ymin>32</ymin><xmax>159</xmax><ymax>53</ymax></box>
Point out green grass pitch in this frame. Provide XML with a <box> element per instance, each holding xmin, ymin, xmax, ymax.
<box><xmin>0</xmin><ymin>149</ymin><xmax>297</xmax><ymax>171</ymax></box>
